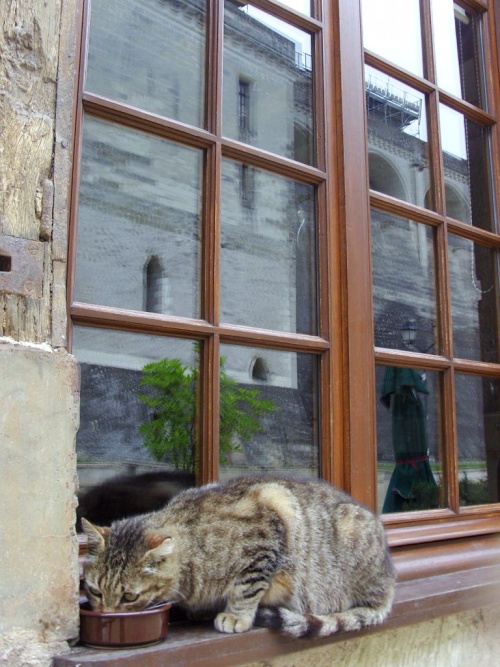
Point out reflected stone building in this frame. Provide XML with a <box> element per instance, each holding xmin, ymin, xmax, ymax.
<box><xmin>75</xmin><ymin>0</ymin><xmax>318</xmax><ymax>485</ymax></box>
<box><xmin>74</xmin><ymin>0</ymin><xmax>493</xmax><ymax>502</ymax></box>
<box><xmin>366</xmin><ymin>71</ymin><xmax>499</xmax><ymax>506</ymax></box>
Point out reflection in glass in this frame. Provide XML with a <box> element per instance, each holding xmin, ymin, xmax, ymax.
<box><xmin>73</xmin><ymin>327</ymin><xmax>198</xmax><ymax>527</ymax></box>
<box><xmin>448</xmin><ymin>236</ymin><xmax>499</xmax><ymax>363</ymax></box>
<box><xmin>86</xmin><ymin>0</ymin><xmax>206</xmax><ymax>127</ymax></box>
<box><xmin>366</xmin><ymin>67</ymin><xmax>431</xmax><ymax>207</ymax></box>
<box><xmin>278</xmin><ymin>0</ymin><xmax>311</xmax><ymax>16</ymax></box>
<box><xmin>431</xmin><ymin>1</ymin><xmax>485</xmax><ymax>108</ymax></box>
<box><xmin>440</xmin><ymin>105</ymin><xmax>493</xmax><ymax>229</ymax></box>
<box><xmin>371</xmin><ymin>211</ymin><xmax>437</xmax><ymax>353</ymax></box>
<box><xmin>376</xmin><ymin>366</ymin><xmax>444</xmax><ymax>514</ymax></box>
<box><xmin>223</xmin><ymin>2</ymin><xmax>314</xmax><ymax>164</ymax></box>
<box><xmin>219</xmin><ymin>345</ymin><xmax>320</xmax><ymax>479</ymax></box>
<box><xmin>361</xmin><ymin>0</ymin><xmax>423</xmax><ymax>77</ymax></box>
<box><xmin>221</xmin><ymin>160</ymin><xmax>317</xmax><ymax>334</ymax></box>
<box><xmin>74</xmin><ymin>117</ymin><xmax>202</xmax><ymax>319</ymax></box>
<box><xmin>456</xmin><ymin>374</ymin><xmax>500</xmax><ymax>506</ymax></box>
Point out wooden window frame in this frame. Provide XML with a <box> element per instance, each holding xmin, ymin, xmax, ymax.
<box><xmin>355</xmin><ymin>0</ymin><xmax>500</xmax><ymax>527</ymax></box>
<box><xmin>68</xmin><ymin>0</ymin><xmax>338</xmax><ymax>486</ymax></box>
<box><xmin>63</xmin><ymin>0</ymin><xmax>500</xmax><ymax>661</ymax></box>
<box><xmin>350</xmin><ymin>0</ymin><xmax>500</xmax><ymax>593</ymax></box>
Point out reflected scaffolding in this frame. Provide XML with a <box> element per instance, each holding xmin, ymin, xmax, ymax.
<box><xmin>365</xmin><ymin>66</ymin><xmax>431</xmax><ymax>208</ymax></box>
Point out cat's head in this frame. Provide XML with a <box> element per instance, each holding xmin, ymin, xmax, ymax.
<box><xmin>81</xmin><ymin>517</ymin><xmax>179</xmax><ymax>612</ymax></box>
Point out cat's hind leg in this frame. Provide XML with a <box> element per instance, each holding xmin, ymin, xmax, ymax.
<box><xmin>278</xmin><ymin>603</ymin><xmax>392</xmax><ymax>638</ymax></box>
<box><xmin>259</xmin><ymin>588</ymin><xmax>395</xmax><ymax>638</ymax></box>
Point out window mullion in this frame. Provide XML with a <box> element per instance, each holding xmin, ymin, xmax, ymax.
<box><xmin>420</xmin><ymin>0</ymin><xmax>436</xmax><ymax>84</ymax></box>
<box><xmin>337</xmin><ymin>0</ymin><xmax>377</xmax><ymax>506</ymax></box>
<box><xmin>199</xmin><ymin>333</ymin><xmax>221</xmax><ymax>484</ymax></box>
<box><xmin>206</xmin><ymin>0</ymin><xmax>224</xmax><ymax>136</ymax></box>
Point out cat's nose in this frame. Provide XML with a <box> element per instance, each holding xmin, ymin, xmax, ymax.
<box><xmin>100</xmin><ymin>599</ymin><xmax>118</xmax><ymax>613</ymax></box>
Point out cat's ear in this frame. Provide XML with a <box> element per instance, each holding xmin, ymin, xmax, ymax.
<box><xmin>81</xmin><ymin>518</ymin><xmax>109</xmax><ymax>554</ymax></box>
<box><xmin>141</xmin><ymin>532</ymin><xmax>174</xmax><ymax>573</ymax></box>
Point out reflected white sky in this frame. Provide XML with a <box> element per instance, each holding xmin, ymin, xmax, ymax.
<box><xmin>238</xmin><ymin>4</ymin><xmax>311</xmax><ymax>59</ymax></box>
<box><xmin>362</xmin><ymin>0</ymin><xmax>467</xmax><ymax>158</ymax></box>
<box><xmin>237</xmin><ymin>0</ymin><xmax>468</xmax><ymax>159</ymax></box>
<box><xmin>361</xmin><ymin>0</ymin><xmax>423</xmax><ymax>76</ymax></box>
<box><xmin>431</xmin><ymin>0</ymin><xmax>462</xmax><ymax>97</ymax></box>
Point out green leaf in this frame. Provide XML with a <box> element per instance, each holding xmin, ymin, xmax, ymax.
<box><xmin>138</xmin><ymin>351</ymin><xmax>275</xmax><ymax>472</ymax></box>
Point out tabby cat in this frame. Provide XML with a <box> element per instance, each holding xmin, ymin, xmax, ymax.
<box><xmin>82</xmin><ymin>476</ymin><xmax>395</xmax><ymax>638</ymax></box>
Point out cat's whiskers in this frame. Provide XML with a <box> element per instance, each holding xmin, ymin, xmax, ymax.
<box><xmin>167</xmin><ymin>587</ymin><xmax>187</xmax><ymax>603</ymax></box>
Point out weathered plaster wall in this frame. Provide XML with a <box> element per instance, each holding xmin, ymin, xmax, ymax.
<box><xmin>0</xmin><ymin>0</ymin><xmax>80</xmax><ymax>664</ymax></box>
<box><xmin>0</xmin><ymin>0</ymin><xmax>76</xmax><ymax>346</ymax></box>
<box><xmin>0</xmin><ymin>341</ymin><xmax>80</xmax><ymax>665</ymax></box>
<box><xmin>242</xmin><ymin>604</ymin><xmax>500</xmax><ymax>667</ymax></box>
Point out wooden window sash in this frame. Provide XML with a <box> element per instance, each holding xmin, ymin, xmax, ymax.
<box><xmin>360</xmin><ymin>0</ymin><xmax>500</xmax><ymax>534</ymax></box>
<box><xmin>67</xmin><ymin>0</ymin><xmax>500</xmax><ymax>541</ymax></box>
<box><xmin>68</xmin><ymin>0</ymin><xmax>339</xmax><ymax>488</ymax></box>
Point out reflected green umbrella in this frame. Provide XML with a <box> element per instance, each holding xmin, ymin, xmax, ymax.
<box><xmin>381</xmin><ymin>367</ymin><xmax>437</xmax><ymax>513</ymax></box>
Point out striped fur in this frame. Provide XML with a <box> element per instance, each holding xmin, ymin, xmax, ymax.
<box><xmin>82</xmin><ymin>476</ymin><xmax>395</xmax><ymax>637</ymax></box>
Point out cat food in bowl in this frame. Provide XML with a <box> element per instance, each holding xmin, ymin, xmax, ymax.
<box><xmin>80</xmin><ymin>601</ymin><xmax>172</xmax><ymax>648</ymax></box>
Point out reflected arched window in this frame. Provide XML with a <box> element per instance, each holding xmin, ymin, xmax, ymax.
<box><xmin>444</xmin><ymin>183</ymin><xmax>471</xmax><ymax>224</ymax></box>
<box><xmin>368</xmin><ymin>152</ymin><xmax>407</xmax><ymax>201</ymax></box>
<box><xmin>251</xmin><ymin>357</ymin><xmax>269</xmax><ymax>382</ymax></box>
<box><xmin>144</xmin><ymin>256</ymin><xmax>163</xmax><ymax>314</ymax></box>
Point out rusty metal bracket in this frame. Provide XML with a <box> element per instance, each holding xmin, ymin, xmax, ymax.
<box><xmin>0</xmin><ymin>235</ymin><xmax>44</xmax><ymax>298</ymax></box>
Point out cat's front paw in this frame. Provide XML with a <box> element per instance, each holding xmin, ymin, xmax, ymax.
<box><xmin>214</xmin><ymin>612</ymin><xmax>253</xmax><ymax>633</ymax></box>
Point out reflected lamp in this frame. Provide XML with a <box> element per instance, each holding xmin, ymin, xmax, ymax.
<box><xmin>401</xmin><ymin>318</ymin><xmax>417</xmax><ymax>345</ymax></box>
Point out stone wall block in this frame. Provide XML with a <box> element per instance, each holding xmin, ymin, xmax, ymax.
<box><xmin>0</xmin><ymin>340</ymin><xmax>80</xmax><ymax>662</ymax></box>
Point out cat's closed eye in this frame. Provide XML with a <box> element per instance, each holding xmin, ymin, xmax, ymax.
<box><xmin>121</xmin><ymin>592</ymin><xmax>140</xmax><ymax>603</ymax></box>
<box><xmin>86</xmin><ymin>584</ymin><xmax>102</xmax><ymax>598</ymax></box>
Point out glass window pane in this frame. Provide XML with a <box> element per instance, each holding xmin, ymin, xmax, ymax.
<box><xmin>74</xmin><ymin>117</ymin><xmax>202</xmax><ymax>319</ymax></box>
<box><xmin>223</xmin><ymin>2</ymin><xmax>314</xmax><ymax>164</ymax></box>
<box><xmin>361</xmin><ymin>0</ymin><xmax>423</xmax><ymax>77</ymax></box>
<box><xmin>456</xmin><ymin>373</ymin><xmax>500</xmax><ymax>506</ymax></box>
<box><xmin>366</xmin><ymin>67</ymin><xmax>431</xmax><ymax>208</ymax></box>
<box><xmin>86</xmin><ymin>0</ymin><xmax>206</xmax><ymax>127</ymax></box>
<box><xmin>376</xmin><ymin>366</ymin><xmax>444</xmax><ymax>513</ymax></box>
<box><xmin>431</xmin><ymin>1</ymin><xmax>485</xmax><ymax>108</ymax></box>
<box><xmin>372</xmin><ymin>211</ymin><xmax>438</xmax><ymax>353</ymax></box>
<box><xmin>221</xmin><ymin>160</ymin><xmax>317</xmax><ymax>335</ymax></box>
<box><xmin>448</xmin><ymin>235</ymin><xmax>499</xmax><ymax>363</ymax></box>
<box><xmin>219</xmin><ymin>345</ymin><xmax>320</xmax><ymax>479</ymax></box>
<box><xmin>278</xmin><ymin>0</ymin><xmax>311</xmax><ymax>16</ymax></box>
<box><xmin>440</xmin><ymin>105</ymin><xmax>493</xmax><ymax>230</ymax></box>
<box><xmin>73</xmin><ymin>327</ymin><xmax>198</xmax><ymax>528</ymax></box>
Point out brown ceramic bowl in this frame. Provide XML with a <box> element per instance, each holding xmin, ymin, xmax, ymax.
<box><xmin>80</xmin><ymin>601</ymin><xmax>172</xmax><ymax>649</ymax></box>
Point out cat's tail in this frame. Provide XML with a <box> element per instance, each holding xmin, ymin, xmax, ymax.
<box><xmin>256</xmin><ymin>591</ymin><xmax>394</xmax><ymax>638</ymax></box>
